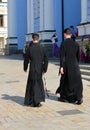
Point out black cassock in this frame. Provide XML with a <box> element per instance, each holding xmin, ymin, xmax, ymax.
<box><xmin>24</xmin><ymin>43</ymin><xmax>48</xmax><ymax>106</ymax></box>
<box><xmin>56</xmin><ymin>38</ymin><xmax>83</xmax><ymax>102</ymax></box>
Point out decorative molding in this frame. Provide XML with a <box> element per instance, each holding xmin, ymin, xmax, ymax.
<box><xmin>77</xmin><ymin>22</ymin><xmax>90</xmax><ymax>26</ymax></box>
<box><xmin>38</xmin><ymin>30</ymin><xmax>56</xmax><ymax>33</ymax></box>
<box><xmin>7</xmin><ymin>37</ymin><xmax>18</xmax><ymax>44</ymax></box>
<box><xmin>6</xmin><ymin>37</ymin><xmax>17</xmax><ymax>39</ymax></box>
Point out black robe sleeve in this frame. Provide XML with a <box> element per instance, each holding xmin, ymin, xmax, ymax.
<box><xmin>23</xmin><ymin>47</ymin><xmax>30</xmax><ymax>71</ymax></box>
<box><xmin>60</xmin><ymin>43</ymin><xmax>66</xmax><ymax>68</ymax></box>
<box><xmin>43</xmin><ymin>49</ymin><xmax>48</xmax><ymax>73</ymax></box>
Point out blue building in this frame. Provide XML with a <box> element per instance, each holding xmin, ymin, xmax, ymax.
<box><xmin>7</xmin><ymin>0</ymin><xmax>81</xmax><ymax>56</ymax></box>
<box><xmin>78</xmin><ymin>0</ymin><xmax>90</xmax><ymax>36</ymax></box>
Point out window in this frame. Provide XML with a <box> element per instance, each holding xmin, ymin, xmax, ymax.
<box><xmin>0</xmin><ymin>15</ymin><xmax>4</xmax><ymax>27</ymax></box>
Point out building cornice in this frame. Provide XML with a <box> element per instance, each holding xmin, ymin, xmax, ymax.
<box><xmin>77</xmin><ymin>22</ymin><xmax>90</xmax><ymax>26</ymax></box>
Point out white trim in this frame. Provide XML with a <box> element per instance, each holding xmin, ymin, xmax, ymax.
<box><xmin>7</xmin><ymin>37</ymin><xmax>18</xmax><ymax>44</ymax></box>
<box><xmin>40</xmin><ymin>0</ymin><xmax>44</xmax><ymax>31</ymax></box>
<box><xmin>81</xmin><ymin>0</ymin><xmax>87</xmax><ymax>23</ymax></box>
<box><xmin>84</xmin><ymin>23</ymin><xmax>90</xmax><ymax>34</ymax></box>
<box><xmin>44</xmin><ymin>0</ymin><xmax>54</xmax><ymax>30</ymax></box>
<box><xmin>27</xmin><ymin>0</ymin><xmax>34</xmax><ymax>33</ymax></box>
<box><xmin>8</xmin><ymin>0</ymin><xmax>17</xmax><ymax>37</ymax></box>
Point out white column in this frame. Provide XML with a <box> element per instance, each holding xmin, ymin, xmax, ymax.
<box><xmin>40</xmin><ymin>0</ymin><xmax>54</xmax><ymax>31</ymax></box>
<box><xmin>43</xmin><ymin>0</ymin><xmax>54</xmax><ymax>30</ymax></box>
<box><xmin>87</xmin><ymin>0</ymin><xmax>90</xmax><ymax>21</ymax></box>
<box><xmin>26</xmin><ymin>0</ymin><xmax>34</xmax><ymax>41</ymax></box>
<box><xmin>81</xmin><ymin>0</ymin><xmax>87</xmax><ymax>23</ymax></box>
<box><xmin>40</xmin><ymin>0</ymin><xmax>44</xmax><ymax>31</ymax></box>
<box><xmin>6</xmin><ymin>0</ymin><xmax>18</xmax><ymax>55</ymax></box>
<box><xmin>27</xmin><ymin>0</ymin><xmax>34</xmax><ymax>33</ymax></box>
<box><xmin>39</xmin><ymin>0</ymin><xmax>55</xmax><ymax>57</ymax></box>
<box><xmin>8</xmin><ymin>0</ymin><xmax>17</xmax><ymax>37</ymax></box>
<box><xmin>39</xmin><ymin>0</ymin><xmax>55</xmax><ymax>40</ymax></box>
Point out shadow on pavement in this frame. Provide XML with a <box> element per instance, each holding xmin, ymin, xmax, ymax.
<box><xmin>0</xmin><ymin>54</ymin><xmax>24</xmax><ymax>61</ymax></box>
<box><xmin>2</xmin><ymin>93</ymin><xmax>58</xmax><ymax>105</ymax></box>
<box><xmin>2</xmin><ymin>94</ymin><xmax>24</xmax><ymax>106</ymax></box>
<box><xmin>45</xmin><ymin>92</ymin><xmax>58</xmax><ymax>101</ymax></box>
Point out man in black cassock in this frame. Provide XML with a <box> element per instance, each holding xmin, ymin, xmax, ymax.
<box><xmin>23</xmin><ymin>33</ymin><xmax>48</xmax><ymax>107</ymax></box>
<box><xmin>56</xmin><ymin>28</ymin><xmax>83</xmax><ymax>105</ymax></box>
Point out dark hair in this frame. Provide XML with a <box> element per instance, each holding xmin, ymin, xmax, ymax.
<box><xmin>70</xmin><ymin>25</ymin><xmax>74</xmax><ymax>28</ymax></box>
<box><xmin>32</xmin><ymin>33</ymin><xmax>39</xmax><ymax>40</ymax></box>
<box><xmin>64</xmin><ymin>28</ymin><xmax>72</xmax><ymax>35</ymax></box>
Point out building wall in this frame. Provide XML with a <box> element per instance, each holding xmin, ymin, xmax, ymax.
<box><xmin>7</xmin><ymin>0</ymin><xmax>81</xmax><ymax>53</ymax></box>
<box><xmin>2</xmin><ymin>0</ymin><xmax>7</xmax><ymax>2</ymax></box>
<box><xmin>64</xmin><ymin>0</ymin><xmax>81</xmax><ymax>28</ymax></box>
<box><xmin>33</xmin><ymin>0</ymin><xmax>40</xmax><ymax>32</ymax></box>
<box><xmin>0</xmin><ymin>0</ymin><xmax>7</xmax><ymax>54</ymax></box>
<box><xmin>15</xmin><ymin>0</ymin><xmax>27</xmax><ymax>49</ymax></box>
<box><xmin>53</xmin><ymin>0</ymin><xmax>81</xmax><ymax>46</ymax></box>
<box><xmin>77</xmin><ymin>0</ymin><xmax>90</xmax><ymax>36</ymax></box>
<box><xmin>53</xmin><ymin>0</ymin><xmax>62</xmax><ymax>46</ymax></box>
<box><xmin>87</xmin><ymin>0</ymin><xmax>90</xmax><ymax>21</ymax></box>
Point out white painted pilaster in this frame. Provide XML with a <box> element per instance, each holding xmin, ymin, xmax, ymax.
<box><xmin>81</xmin><ymin>0</ymin><xmax>87</xmax><ymax>23</ymax></box>
<box><xmin>26</xmin><ymin>0</ymin><xmax>34</xmax><ymax>42</ymax></box>
<box><xmin>40</xmin><ymin>0</ymin><xmax>44</xmax><ymax>31</ymax></box>
<box><xmin>43</xmin><ymin>0</ymin><xmax>54</xmax><ymax>30</ymax></box>
<box><xmin>84</xmin><ymin>24</ymin><xmax>90</xmax><ymax>34</ymax></box>
<box><xmin>27</xmin><ymin>0</ymin><xmax>34</xmax><ymax>33</ymax></box>
<box><xmin>39</xmin><ymin>0</ymin><xmax>55</xmax><ymax>41</ymax></box>
<box><xmin>77</xmin><ymin>25</ymin><xmax>86</xmax><ymax>36</ymax></box>
<box><xmin>6</xmin><ymin>0</ymin><xmax>18</xmax><ymax>55</ymax></box>
<box><xmin>8</xmin><ymin>0</ymin><xmax>17</xmax><ymax>37</ymax></box>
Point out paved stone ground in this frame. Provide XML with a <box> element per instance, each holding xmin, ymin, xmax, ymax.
<box><xmin>0</xmin><ymin>54</ymin><xmax>90</xmax><ymax>130</ymax></box>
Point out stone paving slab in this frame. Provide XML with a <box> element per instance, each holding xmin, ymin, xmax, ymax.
<box><xmin>0</xmin><ymin>55</ymin><xmax>90</xmax><ymax>130</ymax></box>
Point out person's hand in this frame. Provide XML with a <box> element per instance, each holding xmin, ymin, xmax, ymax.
<box><xmin>60</xmin><ymin>67</ymin><xmax>64</xmax><ymax>75</ymax></box>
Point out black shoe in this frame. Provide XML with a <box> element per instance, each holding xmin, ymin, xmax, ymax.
<box><xmin>58</xmin><ymin>97</ymin><xmax>68</xmax><ymax>103</ymax></box>
<box><xmin>30</xmin><ymin>103</ymin><xmax>35</xmax><ymax>107</ymax></box>
<box><xmin>34</xmin><ymin>103</ymin><xmax>42</xmax><ymax>107</ymax></box>
<box><xmin>75</xmin><ymin>99</ymin><xmax>83</xmax><ymax>105</ymax></box>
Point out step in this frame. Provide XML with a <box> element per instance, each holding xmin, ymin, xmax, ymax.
<box><xmin>81</xmin><ymin>75</ymin><xmax>90</xmax><ymax>81</ymax></box>
<box><xmin>79</xmin><ymin>64</ymin><xmax>90</xmax><ymax>70</ymax></box>
<box><xmin>80</xmin><ymin>69</ymin><xmax>90</xmax><ymax>76</ymax></box>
